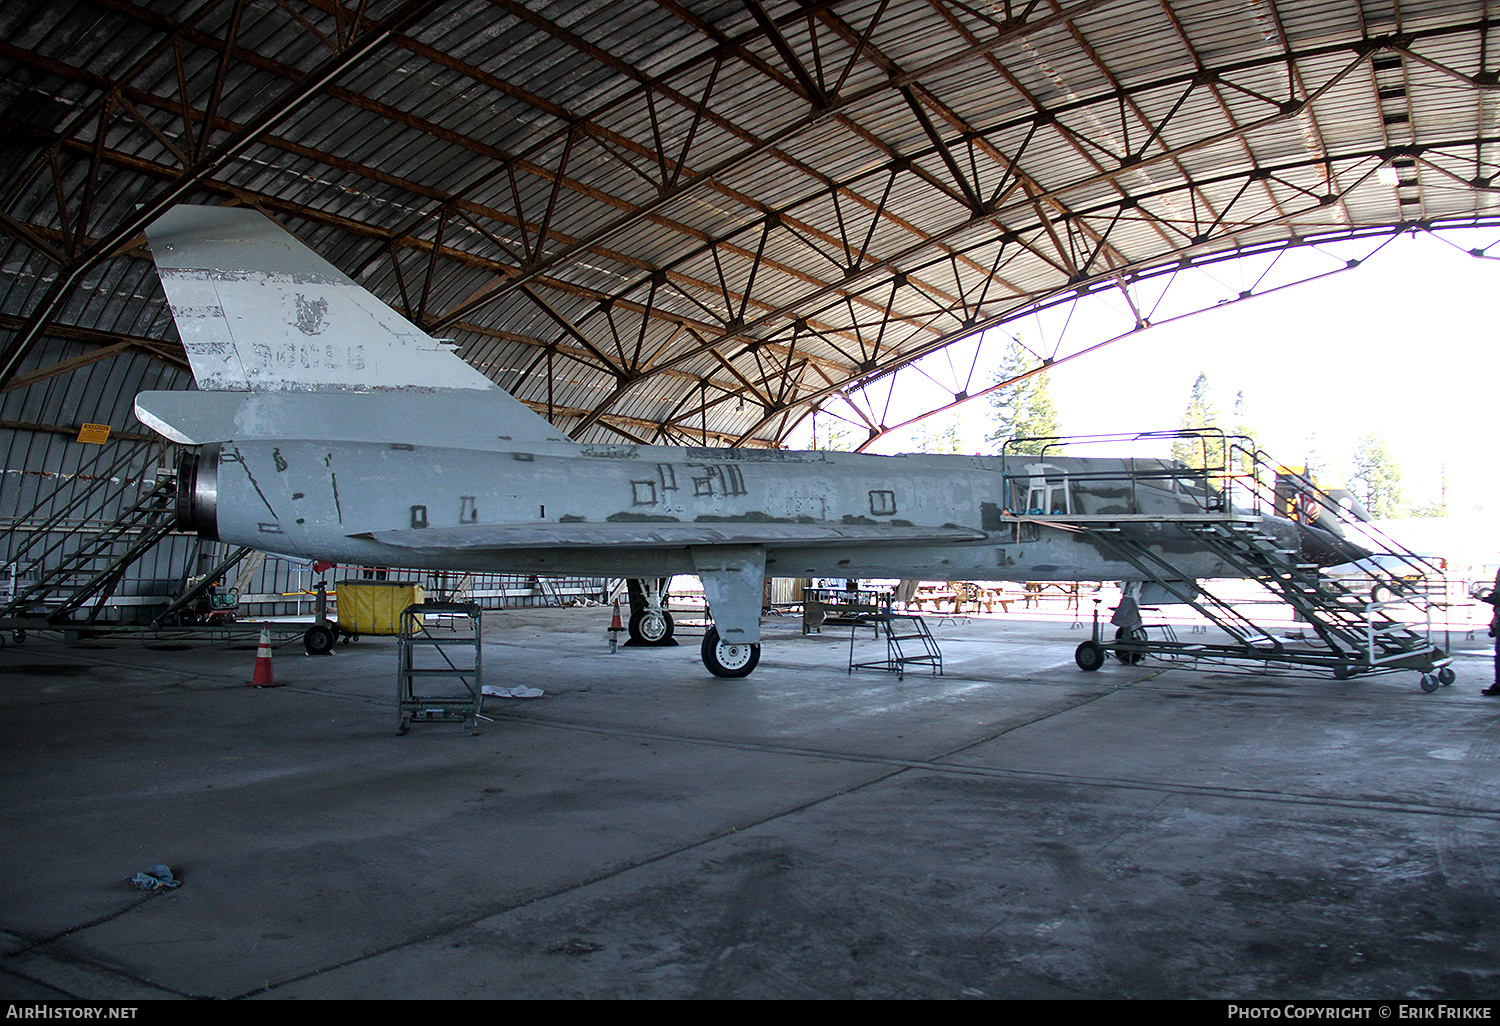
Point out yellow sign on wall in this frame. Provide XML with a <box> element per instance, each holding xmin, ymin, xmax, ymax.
<box><xmin>76</xmin><ymin>423</ymin><xmax>111</xmax><ymax>444</ymax></box>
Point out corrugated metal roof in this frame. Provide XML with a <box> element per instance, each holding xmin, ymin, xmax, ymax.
<box><xmin>1</xmin><ymin>0</ymin><xmax>1497</xmax><ymax>461</ymax></box>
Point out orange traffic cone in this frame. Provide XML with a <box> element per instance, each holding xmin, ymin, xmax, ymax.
<box><xmin>609</xmin><ymin>599</ymin><xmax>623</xmax><ymax>653</ymax></box>
<box><xmin>251</xmin><ymin>622</ymin><xmax>279</xmax><ymax>687</ymax></box>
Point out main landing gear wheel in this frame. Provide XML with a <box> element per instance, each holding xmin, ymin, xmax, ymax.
<box><xmin>1114</xmin><ymin>626</ymin><xmax>1146</xmax><ymax>665</ymax></box>
<box><xmin>1075</xmin><ymin>640</ymin><xmax>1105</xmax><ymax>672</ymax></box>
<box><xmin>701</xmin><ymin>626</ymin><xmax>759</xmax><ymax>678</ymax></box>
<box><xmin>629</xmin><ymin>608</ymin><xmax>674</xmax><ymax>645</ymax></box>
<box><xmin>303</xmin><ymin>624</ymin><xmax>335</xmax><ymax>656</ymax></box>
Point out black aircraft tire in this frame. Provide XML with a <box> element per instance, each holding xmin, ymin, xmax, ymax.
<box><xmin>1075</xmin><ymin>641</ymin><xmax>1106</xmax><ymax>672</ymax></box>
<box><xmin>701</xmin><ymin>626</ymin><xmax>759</xmax><ymax>678</ymax></box>
<box><xmin>304</xmin><ymin>624</ymin><xmax>335</xmax><ymax>656</ymax></box>
<box><xmin>629</xmin><ymin>608</ymin><xmax>674</xmax><ymax>645</ymax></box>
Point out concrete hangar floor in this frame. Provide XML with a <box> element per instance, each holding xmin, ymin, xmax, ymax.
<box><xmin>1</xmin><ymin>604</ymin><xmax>1497</xmax><ymax>1001</ymax></box>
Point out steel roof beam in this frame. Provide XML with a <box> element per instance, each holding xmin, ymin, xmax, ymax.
<box><xmin>481</xmin><ymin>20</ymin><xmax>1500</xmax><ymax>433</ymax></box>
<box><xmin>427</xmin><ymin>0</ymin><xmax>1124</xmax><ymax>328</ymax></box>
<box><xmin>0</xmin><ymin>314</ymin><xmax>190</xmax><ymax>384</ymax></box>
<box><xmin>566</xmin><ymin>50</ymin><xmax>1385</xmax><ymax>431</ymax></box>
<box><xmin>4</xmin><ymin>0</ymin><xmax>1497</xmax><ymax>452</ymax></box>
<box><xmin>0</xmin><ymin>0</ymin><xmax>450</xmax><ymax>387</ymax></box>
<box><xmin>730</xmin><ymin>213</ymin><xmax>1500</xmax><ymax>445</ymax></box>
<box><xmin>0</xmin><ymin>119</ymin><xmax>876</xmax><ymax>385</ymax></box>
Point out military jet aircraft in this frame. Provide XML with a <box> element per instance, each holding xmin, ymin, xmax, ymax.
<box><xmin>135</xmin><ymin>206</ymin><xmax>1358</xmax><ymax>676</ymax></box>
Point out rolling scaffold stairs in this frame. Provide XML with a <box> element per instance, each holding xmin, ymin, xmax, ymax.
<box><xmin>0</xmin><ymin>444</ymin><xmax>180</xmax><ymax>625</ymax></box>
<box><xmin>1009</xmin><ymin>430</ymin><xmax>1453</xmax><ymax>690</ymax></box>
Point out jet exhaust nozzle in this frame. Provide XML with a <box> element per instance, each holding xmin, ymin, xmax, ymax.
<box><xmin>175</xmin><ymin>445</ymin><xmax>220</xmax><ymax>540</ymax></box>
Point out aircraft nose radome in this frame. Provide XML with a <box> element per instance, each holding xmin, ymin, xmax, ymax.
<box><xmin>1295</xmin><ymin>521</ymin><xmax>1373</xmax><ymax>567</ymax></box>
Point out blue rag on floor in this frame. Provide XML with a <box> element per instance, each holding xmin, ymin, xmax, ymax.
<box><xmin>127</xmin><ymin>865</ymin><xmax>181</xmax><ymax>891</ymax></box>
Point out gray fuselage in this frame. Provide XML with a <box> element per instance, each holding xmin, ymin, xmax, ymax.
<box><xmin>179</xmin><ymin>437</ymin><xmax>1290</xmax><ymax>583</ymax></box>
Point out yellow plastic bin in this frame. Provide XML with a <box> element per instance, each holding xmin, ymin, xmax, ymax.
<box><xmin>336</xmin><ymin>580</ymin><xmax>425</xmax><ymax>636</ymax></box>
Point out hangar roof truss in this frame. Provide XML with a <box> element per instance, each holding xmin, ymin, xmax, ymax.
<box><xmin>1</xmin><ymin>0</ymin><xmax>1497</xmax><ymax>447</ymax></box>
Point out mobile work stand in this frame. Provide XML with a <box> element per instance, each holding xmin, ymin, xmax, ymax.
<box><xmin>1031</xmin><ymin>430</ymin><xmax>1455</xmax><ymax>691</ymax></box>
<box><xmin>848</xmin><ymin>604</ymin><xmax>944</xmax><ymax>680</ymax></box>
<box><xmin>396</xmin><ymin>602</ymin><xmax>483</xmax><ymax>734</ymax></box>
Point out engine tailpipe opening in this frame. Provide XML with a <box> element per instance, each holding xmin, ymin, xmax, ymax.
<box><xmin>175</xmin><ymin>445</ymin><xmax>220</xmax><ymax>540</ymax></box>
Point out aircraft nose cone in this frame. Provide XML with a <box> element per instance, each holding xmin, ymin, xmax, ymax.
<box><xmin>1295</xmin><ymin>521</ymin><xmax>1372</xmax><ymax>567</ymax></box>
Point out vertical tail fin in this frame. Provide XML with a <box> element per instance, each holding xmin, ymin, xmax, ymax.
<box><xmin>147</xmin><ymin>205</ymin><xmax>498</xmax><ymax>394</ymax></box>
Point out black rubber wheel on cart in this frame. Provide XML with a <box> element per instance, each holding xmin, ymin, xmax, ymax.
<box><xmin>304</xmin><ymin>624</ymin><xmax>335</xmax><ymax>656</ymax></box>
<box><xmin>1075</xmin><ymin>640</ymin><xmax>1106</xmax><ymax>672</ymax></box>
<box><xmin>1438</xmin><ymin>666</ymin><xmax>1456</xmax><ymax>686</ymax></box>
<box><xmin>1420</xmin><ymin>674</ymin><xmax>1440</xmax><ymax>693</ymax></box>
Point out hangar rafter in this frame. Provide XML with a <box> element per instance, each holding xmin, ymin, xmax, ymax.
<box><xmin>1</xmin><ymin>0</ymin><xmax>1498</xmax><ymax>452</ymax></box>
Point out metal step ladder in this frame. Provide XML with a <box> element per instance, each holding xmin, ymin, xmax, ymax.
<box><xmin>533</xmin><ymin>575</ymin><xmax>560</xmax><ymax>605</ymax></box>
<box><xmin>2</xmin><ymin>438</ymin><xmax>158</xmax><ymax>571</ymax></box>
<box><xmin>1188</xmin><ymin>519</ymin><xmax>1437</xmax><ymax>658</ymax></box>
<box><xmin>849</xmin><ymin>610</ymin><xmax>943</xmax><ymax>679</ymax></box>
<box><xmin>1092</xmin><ymin>523</ymin><xmax>1446</xmax><ymax>678</ymax></box>
<box><xmin>1020</xmin><ymin>429</ymin><xmax>1451</xmax><ymax>687</ymax></box>
<box><xmin>1</xmin><ymin>468</ymin><xmax>179</xmax><ymax>624</ymax></box>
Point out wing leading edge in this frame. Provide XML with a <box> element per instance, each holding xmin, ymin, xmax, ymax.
<box><xmin>354</xmin><ymin>521</ymin><xmax>987</xmax><ymax>551</ymax></box>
